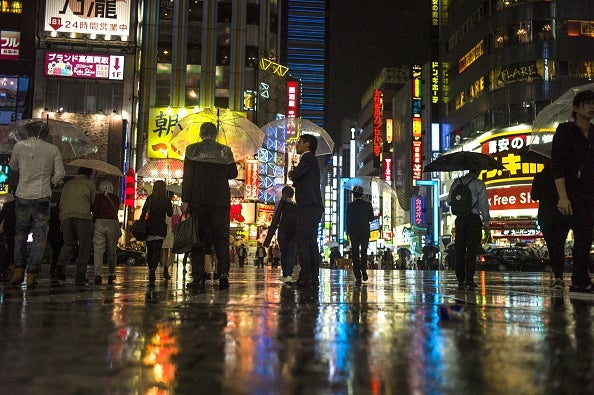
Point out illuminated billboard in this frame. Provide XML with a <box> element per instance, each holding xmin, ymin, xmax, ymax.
<box><xmin>373</xmin><ymin>89</ymin><xmax>382</xmax><ymax>167</ymax></box>
<box><xmin>44</xmin><ymin>0</ymin><xmax>131</xmax><ymax>37</ymax></box>
<box><xmin>45</xmin><ymin>51</ymin><xmax>125</xmax><ymax>80</ymax></box>
<box><xmin>0</xmin><ymin>31</ymin><xmax>20</xmax><ymax>60</ymax></box>
<box><xmin>411</xmin><ymin>66</ymin><xmax>423</xmax><ymax>183</ymax></box>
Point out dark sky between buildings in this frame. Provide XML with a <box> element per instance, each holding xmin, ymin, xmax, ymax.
<box><xmin>325</xmin><ymin>0</ymin><xmax>432</xmax><ymax>143</ymax></box>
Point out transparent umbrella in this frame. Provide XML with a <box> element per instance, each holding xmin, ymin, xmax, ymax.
<box><xmin>137</xmin><ymin>159</ymin><xmax>184</xmax><ymax>179</ymax></box>
<box><xmin>529</xmin><ymin>82</ymin><xmax>594</xmax><ymax>157</ymax></box>
<box><xmin>0</xmin><ymin>118</ymin><xmax>98</xmax><ymax>160</ymax></box>
<box><xmin>261</xmin><ymin>117</ymin><xmax>335</xmax><ymax>156</ymax></box>
<box><xmin>343</xmin><ymin>176</ymin><xmax>396</xmax><ymax>197</ymax></box>
<box><xmin>169</xmin><ymin>108</ymin><xmax>264</xmax><ymax>163</ymax></box>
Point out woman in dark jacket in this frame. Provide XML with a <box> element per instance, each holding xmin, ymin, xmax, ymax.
<box><xmin>141</xmin><ymin>180</ymin><xmax>173</xmax><ymax>286</ymax></box>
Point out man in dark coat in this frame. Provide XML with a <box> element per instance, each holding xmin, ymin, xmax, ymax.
<box><xmin>288</xmin><ymin>134</ymin><xmax>323</xmax><ymax>287</ymax></box>
<box><xmin>182</xmin><ymin>122</ymin><xmax>238</xmax><ymax>291</ymax></box>
<box><xmin>346</xmin><ymin>186</ymin><xmax>375</xmax><ymax>285</ymax></box>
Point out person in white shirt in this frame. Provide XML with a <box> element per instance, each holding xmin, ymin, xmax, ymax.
<box><xmin>9</xmin><ymin>121</ymin><xmax>64</xmax><ymax>287</ymax></box>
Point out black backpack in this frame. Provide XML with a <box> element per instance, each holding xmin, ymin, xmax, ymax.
<box><xmin>450</xmin><ymin>178</ymin><xmax>474</xmax><ymax>217</ymax></box>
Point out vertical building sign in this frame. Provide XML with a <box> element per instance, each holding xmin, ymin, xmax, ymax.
<box><xmin>373</xmin><ymin>89</ymin><xmax>382</xmax><ymax>168</ymax></box>
<box><xmin>383</xmin><ymin>158</ymin><xmax>392</xmax><ymax>183</ymax></box>
<box><xmin>411</xmin><ymin>196</ymin><xmax>425</xmax><ymax>226</ymax></box>
<box><xmin>245</xmin><ymin>160</ymin><xmax>259</xmax><ymax>200</ymax></box>
<box><xmin>286</xmin><ymin>80</ymin><xmax>299</xmax><ymax>118</ymax></box>
<box><xmin>411</xmin><ymin>66</ymin><xmax>423</xmax><ymax>183</ymax></box>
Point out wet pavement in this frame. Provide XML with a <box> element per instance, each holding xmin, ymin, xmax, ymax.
<box><xmin>0</xmin><ymin>264</ymin><xmax>593</xmax><ymax>395</ymax></box>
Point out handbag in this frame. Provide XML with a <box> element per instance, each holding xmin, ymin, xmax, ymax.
<box><xmin>172</xmin><ymin>215</ymin><xmax>199</xmax><ymax>254</ymax></box>
<box><xmin>131</xmin><ymin>214</ymin><xmax>149</xmax><ymax>241</ymax></box>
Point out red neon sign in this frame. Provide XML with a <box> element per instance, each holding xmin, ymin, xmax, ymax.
<box><xmin>373</xmin><ymin>90</ymin><xmax>382</xmax><ymax>158</ymax></box>
<box><xmin>245</xmin><ymin>160</ymin><xmax>259</xmax><ymax>200</ymax></box>
<box><xmin>286</xmin><ymin>80</ymin><xmax>299</xmax><ymax>118</ymax></box>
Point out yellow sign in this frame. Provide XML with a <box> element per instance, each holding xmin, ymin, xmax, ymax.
<box><xmin>147</xmin><ymin>107</ymin><xmax>183</xmax><ymax>159</ymax></box>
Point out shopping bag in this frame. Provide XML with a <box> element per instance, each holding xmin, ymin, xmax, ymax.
<box><xmin>131</xmin><ymin>215</ymin><xmax>149</xmax><ymax>241</ymax></box>
<box><xmin>172</xmin><ymin>215</ymin><xmax>199</xmax><ymax>254</ymax></box>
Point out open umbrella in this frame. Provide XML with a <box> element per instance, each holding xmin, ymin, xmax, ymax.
<box><xmin>0</xmin><ymin>119</ymin><xmax>98</xmax><ymax>159</ymax></box>
<box><xmin>324</xmin><ymin>240</ymin><xmax>339</xmax><ymax>248</ymax></box>
<box><xmin>137</xmin><ymin>159</ymin><xmax>184</xmax><ymax>179</ymax></box>
<box><xmin>519</xmin><ymin>142</ymin><xmax>552</xmax><ymax>163</ymax></box>
<box><xmin>261</xmin><ymin>117</ymin><xmax>335</xmax><ymax>156</ymax></box>
<box><xmin>529</xmin><ymin>82</ymin><xmax>594</xmax><ymax>157</ymax></box>
<box><xmin>397</xmin><ymin>247</ymin><xmax>412</xmax><ymax>258</ymax></box>
<box><xmin>423</xmin><ymin>151</ymin><xmax>504</xmax><ymax>172</ymax></box>
<box><xmin>169</xmin><ymin>107</ymin><xmax>264</xmax><ymax>162</ymax></box>
<box><xmin>343</xmin><ymin>176</ymin><xmax>396</xmax><ymax>196</ymax></box>
<box><xmin>67</xmin><ymin>159</ymin><xmax>124</xmax><ymax>177</ymax></box>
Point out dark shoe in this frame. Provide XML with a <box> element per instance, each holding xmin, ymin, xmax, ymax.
<box><xmin>355</xmin><ymin>278</ymin><xmax>362</xmax><ymax>286</ymax></box>
<box><xmin>148</xmin><ymin>270</ymin><xmax>156</xmax><ymax>286</ymax></box>
<box><xmin>163</xmin><ymin>266</ymin><xmax>171</xmax><ymax>280</ymax></box>
<box><xmin>465</xmin><ymin>281</ymin><xmax>479</xmax><ymax>289</ymax></box>
<box><xmin>569</xmin><ymin>282</ymin><xmax>594</xmax><ymax>293</ymax></box>
<box><xmin>361</xmin><ymin>271</ymin><xmax>368</xmax><ymax>281</ymax></box>
<box><xmin>219</xmin><ymin>278</ymin><xmax>230</xmax><ymax>290</ymax></box>
<box><xmin>186</xmin><ymin>278</ymin><xmax>206</xmax><ymax>291</ymax></box>
<box><xmin>107</xmin><ymin>274</ymin><xmax>115</xmax><ymax>285</ymax></box>
<box><xmin>94</xmin><ymin>276</ymin><xmax>102</xmax><ymax>285</ymax></box>
<box><xmin>75</xmin><ymin>276</ymin><xmax>89</xmax><ymax>285</ymax></box>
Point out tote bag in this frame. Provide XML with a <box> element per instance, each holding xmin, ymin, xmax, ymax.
<box><xmin>172</xmin><ymin>215</ymin><xmax>199</xmax><ymax>254</ymax></box>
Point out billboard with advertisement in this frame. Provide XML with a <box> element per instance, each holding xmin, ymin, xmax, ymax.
<box><xmin>44</xmin><ymin>0</ymin><xmax>131</xmax><ymax>37</ymax></box>
<box><xmin>45</xmin><ymin>51</ymin><xmax>124</xmax><ymax>80</ymax></box>
<box><xmin>0</xmin><ymin>31</ymin><xmax>20</xmax><ymax>60</ymax></box>
<box><xmin>146</xmin><ymin>107</ymin><xmax>182</xmax><ymax>159</ymax></box>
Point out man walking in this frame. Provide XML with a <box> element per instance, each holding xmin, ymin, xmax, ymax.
<box><xmin>57</xmin><ymin>166</ymin><xmax>96</xmax><ymax>284</ymax></box>
<box><xmin>182</xmin><ymin>122</ymin><xmax>238</xmax><ymax>291</ymax></box>
<box><xmin>9</xmin><ymin>121</ymin><xmax>64</xmax><ymax>287</ymax></box>
<box><xmin>447</xmin><ymin>169</ymin><xmax>490</xmax><ymax>289</ymax></box>
<box><xmin>346</xmin><ymin>186</ymin><xmax>375</xmax><ymax>285</ymax></box>
<box><xmin>288</xmin><ymin>134</ymin><xmax>323</xmax><ymax>287</ymax></box>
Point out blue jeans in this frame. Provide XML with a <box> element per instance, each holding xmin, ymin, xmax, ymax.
<box><xmin>58</xmin><ymin>217</ymin><xmax>94</xmax><ymax>278</ymax></box>
<box><xmin>14</xmin><ymin>197</ymin><xmax>51</xmax><ymax>272</ymax></box>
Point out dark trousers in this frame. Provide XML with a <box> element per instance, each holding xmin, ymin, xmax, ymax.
<box><xmin>278</xmin><ymin>230</ymin><xmax>296</xmax><ymax>278</ymax></box>
<box><xmin>350</xmin><ymin>234</ymin><xmax>369</xmax><ymax>280</ymax></box>
<box><xmin>191</xmin><ymin>205</ymin><xmax>230</xmax><ymax>279</ymax></box>
<box><xmin>146</xmin><ymin>239</ymin><xmax>164</xmax><ymax>271</ymax></box>
<box><xmin>238</xmin><ymin>256</ymin><xmax>245</xmax><ymax>268</ymax></box>
<box><xmin>454</xmin><ymin>214</ymin><xmax>483</xmax><ymax>284</ymax></box>
<box><xmin>567</xmin><ymin>193</ymin><xmax>594</xmax><ymax>287</ymax></box>
<box><xmin>296</xmin><ymin>204</ymin><xmax>323</xmax><ymax>283</ymax></box>
<box><xmin>539</xmin><ymin>217</ymin><xmax>570</xmax><ymax>280</ymax></box>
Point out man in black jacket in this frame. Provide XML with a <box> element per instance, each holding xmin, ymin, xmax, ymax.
<box><xmin>346</xmin><ymin>186</ymin><xmax>375</xmax><ymax>285</ymax></box>
<box><xmin>288</xmin><ymin>134</ymin><xmax>323</xmax><ymax>286</ymax></box>
<box><xmin>182</xmin><ymin>122</ymin><xmax>238</xmax><ymax>291</ymax></box>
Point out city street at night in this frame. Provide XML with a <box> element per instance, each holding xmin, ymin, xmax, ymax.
<box><xmin>1</xmin><ymin>265</ymin><xmax>593</xmax><ymax>394</ymax></box>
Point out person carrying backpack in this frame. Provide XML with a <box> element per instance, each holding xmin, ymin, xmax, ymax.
<box><xmin>447</xmin><ymin>169</ymin><xmax>490</xmax><ymax>290</ymax></box>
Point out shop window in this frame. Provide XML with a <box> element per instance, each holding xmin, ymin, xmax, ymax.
<box><xmin>158</xmin><ymin>44</ymin><xmax>172</xmax><ymax>63</ymax></box>
<box><xmin>246</xmin><ymin>46</ymin><xmax>258</xmax><ymax>67</ymax></box>
<box><xmin>159</xmin><ymin>0</ymin><xmax>174</xmax><ymax>20</ymax></box>
<box><xmin>217</xmin><ymin>47</ymin><xmax>230</xmax><ymax>66</ymax></box>
<box><xmin>45</xmin><ymin>79</ymin><xmax>123</xmax><ymax>114</ymax></box>
<box><xmin>187</xmin><ymin>45</ymin><xmax>201</xmax><ymax>64</ymax></box>
<box><xmin>218</xmin><ymin>1</ymin><xmax>232</xmax><ymax>23</ymax></box>
<box><xmin>533</xmin><ymin>20</ymin><xmax>553</xmax><ymax>40</ymax></box>
<box><xmin>568</xmin><ymin>60</ymin><xmax>594</xmax><ymax>80</ymax></box>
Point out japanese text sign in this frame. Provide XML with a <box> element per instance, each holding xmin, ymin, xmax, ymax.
<box><xmin>147</xmin><ymin>107</ymin><xmax>182</xmax><ymax>159</ymax></box>
<box><xmin>44</xmin><ymin>0</ymin><xmax>131</xmax><ymax>37</ymax></box>
<box><xmin>45</xmin><ymin>51</ymin><xmax>124</xmax><ymax>80</ymax></box>
<box><xmin>0</xmin><ymin>31</ymin><xmax>20</xmax><ymax>60</ymax></box>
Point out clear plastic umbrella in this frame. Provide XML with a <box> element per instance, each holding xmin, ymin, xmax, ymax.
<box><xmin>529</xmin><ymin>82</ymin><xmax>594</xmax><ymax>157</ymax></box>
<box><xmin>0</xmin><ymin>118</ymin><xmax>98</xmax><ymax>160</ymax></box>
<box><xmin>261</xmin><ymin>117</ymin><xmax>334</xmax><ymax>156</ymax></box>
<box><xmin>343</xmin><ymin>176</ymin><xmax>396</xmax><ymax>197</ymax></box>
<box><xmin>137</xmin><ymin>159</ymin><xmax>184</xmax><ymax>179</ymax></box>
<box><xmin>169</xmin><ymin>108</ymin><xmax>264</xmax><ymax>163</ymax></box>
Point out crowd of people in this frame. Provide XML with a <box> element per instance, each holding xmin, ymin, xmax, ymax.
<box><xmin>2</xmin><ymin>90</ymin><xmax>594</xmax><ymax>293</ymax></box>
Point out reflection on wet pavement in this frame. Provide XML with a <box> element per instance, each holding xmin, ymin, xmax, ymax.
<box><xmin>0</xmin><ymin>266</ymin><xmax>593</xmax><ymax>394</ymax></box>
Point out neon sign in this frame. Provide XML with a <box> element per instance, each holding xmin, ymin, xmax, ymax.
<box><xmin>373</xmin><ymin>89</ymin><xmax>382</xmax><ymax>166</ymax></box>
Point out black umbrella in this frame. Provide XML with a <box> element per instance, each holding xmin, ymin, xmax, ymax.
<box><xmin>519</xmin><ymin>142</ymin><xmax>552</xmax><ymax>164</ymax></box>
<box><xmin>423</xmin><ymin>151</ymin><xmax>504</xmax><ymax>172</ymax></box>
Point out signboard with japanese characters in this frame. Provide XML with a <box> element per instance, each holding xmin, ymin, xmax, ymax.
<box><xmin>147</xmin><ymin>107</ymin><xmax>182</xmax><ymax>159</ymax></box>
<box><xmin>479</xmin><ymin>129</ymin><xmax>543</xmax><ymax>186</ymax></box>
<box><xmin>0</xmin><ymin>31</ymin><xmax>20</xmax><ymax>60</ymax></box>
<box><xmin>45</xmin><ymin>51</ymin><xmax>125</xmax><ymax>80</ymax></box>
<box><xmin>44</xmin><ymin>0</ymin><xmax>131</xmax><ymax>37</ymax></box>
<box><xmin>245</xmin><ymin>160</ymin><xmax>259</xmax><ymax>200</ymax></box>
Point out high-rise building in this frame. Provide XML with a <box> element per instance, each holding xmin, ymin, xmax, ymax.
<box><xmin>284</xmin><ymin>0</ymin><xmax>326</xmax><ymax>125</ymax></box>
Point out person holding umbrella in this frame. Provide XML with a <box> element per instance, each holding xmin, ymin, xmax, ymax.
<box><xmin>9</xmin><ymin>121</ymin><xmax>64</xmax><ymax>287</ymax></box>
<box><xmin>551</xmin><ymin>89</ymin><xmax>594</xmax><ymax>293</ymax></box>
<box><xmin>346</xmin><ymin>185</ymin><xmax>374</xmax><ymax>285</ymax></box>
<box><xmin>182</xmin><ymin>122</ymin><xmax>238</xmax><ymax>291</ymax></box>
<box><xmin>447</xmin><ymin>170</ymin><xmax>490</xmax><ymax>290</ymax></box>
